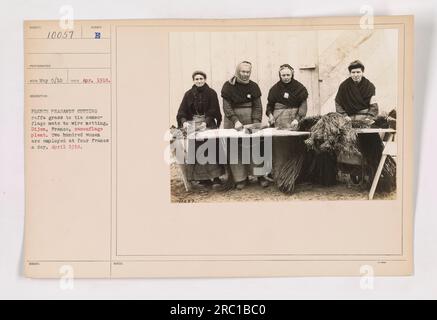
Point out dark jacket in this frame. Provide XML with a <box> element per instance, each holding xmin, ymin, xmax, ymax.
<box><xmin>335</xmin><ymin>77</ymin><xmax>377</xmax><ymax>116</ymax></box>
<box><xmin>266</xmin><ymin>79</ymin><xmax>308</xmax><ymax>118</ymax></box>
<box><xmin>176</xmin><ymin>84</ymin><xmax>222</xmax><ymax>128</ymax></box>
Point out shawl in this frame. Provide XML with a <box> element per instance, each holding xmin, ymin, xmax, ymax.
<box><xmin>335</xmin><ymin>77</ymin><xmax>376</xmax><ymax>115</ymax></box>
<box><xmin>176</xmin><ymin>83</ymin><xmax>222</xmax><ymax>128</ymax></box>
<box><xmin>267</xmin><ymin>79</ymin><xmax>308</xmax><ymax>109</ymax></box>
<box><xmin>221</xmin><ymin>80</ymin><xmax>262</xmax><ymax>105</ymax></box>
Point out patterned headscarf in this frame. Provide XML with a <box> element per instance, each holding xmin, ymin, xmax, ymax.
<box><xmin>229</xmin><ymin>61</ymin><xmax>252</xmax><ymax>85</ymax></box>
<box><xmin>278</xmin><ymin>64</ymin><xmax>294</xmax><ymax>80</ymax></box>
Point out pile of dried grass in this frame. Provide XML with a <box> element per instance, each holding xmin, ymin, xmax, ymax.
<box><xmin>350</xmin><ymin>109</ymin><xmax>397</xmax><ymax>130</ymax></box>
<box><xmin>351</xmin><ymin>119</ymin><xmax>376</xmax><ymax>129</ymax></box>
<box><xmin>357</xmin><ymin>132</ymin><xmax>396</xmax><ymax>193</ymax></box>
<box><xmin>281</xmin><ymin>111</ymin><xmax>397</xmax><ymax>193</ymax></box>
<box><xmin>276</xmin><ymin>150</ymin><xmax>306</xmax><ymax>194</ymax></box>
<box><xmin>351</xmin><ymin>116</ymin><xmax>391</xmax><ymax>129</ymax></box>
<box><xmin>387</xmin><ymin>109</ymin><xmax>397</xmax><ymax>130</ymax></box>
<box><xmin>371</xmin><ymin>116</ymin><xmax>390</xmax><ymax>129</ymax></box>
<box><xmin>299</xmin><ymin>151</ymin><xmax>338</xmax><ymax>186</ymax></box>
<box><xmin>304</xmin><ymin>112</ymin><xmax>360</xmax><ymax>157</ymax></box>
<box><xmin>377</xmin><ymin>155</ymin><xmax>396</xmax><ymax>192</ymax></box>
<box><xmin>298</xmin><ymin>115</ymin><xmax>321</xmax><ymax>131</ymax></box>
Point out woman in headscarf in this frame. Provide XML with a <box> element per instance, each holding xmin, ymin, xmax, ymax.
<box><xmin>266</xmin><ymin>64</ymin><xmax>308</xmax><ymax>128</ymax></box>
<box><xmin>266</xmin><ymin>64</ymin><xmax>309</xmax><ymax>180</ymax></box>
<box><xmin>335</xmin><ymin>60</ymin><xmax>379</xmax><ymax>120</ymax></box>
<box><xmin>176</xmin><ymin>71</ymin><xmax>223</xmax><ymax>188</ymax></box>
<box><xmin>221</xmin><ymin>61</ymin><xmax>269</xmax><ymax>189</ymax></box>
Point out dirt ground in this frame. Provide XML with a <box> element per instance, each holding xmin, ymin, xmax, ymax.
<box><xmin>170</xmin><ymin>164</ymin><xmax>396</xmax><ymax>203</ymax></box>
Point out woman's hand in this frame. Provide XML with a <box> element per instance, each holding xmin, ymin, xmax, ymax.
<box><xmin>268</xmin><ymin>114</ymin><xmax>275</xmax><ymax>126</ymax></box>
<box><xmin>234</xmin><ymin>121</ymin><xmax>244</xmax><ymax>131</ymax></box>
<box><xmin>182</xmin><ymin>121</ymin><xmax>191</xmax><ymax>130</ymax></box>
<box><xmin>197</xmin><ymin>122</ymin><xmax>207</xmax><ymax>131</ymax></box>
<box><xmin>290</xmin><ymin>119</ymin><xmax>299</xmax><ymax>130</ymax></box>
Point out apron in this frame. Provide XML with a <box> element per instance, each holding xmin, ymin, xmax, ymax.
<box><xmin>223</xmin><ymin>105</ymin><xmax>266</xmax><ymax>182</ymax></box>
<box><xmin>272</xmin><ymin>103</ymin><xmax>299</xmax><ymax>130</ymax></box>
<box><xmin>184</xmin><ymin>115</ymin><xmax>224</xmax><ymax>181</ymax></box>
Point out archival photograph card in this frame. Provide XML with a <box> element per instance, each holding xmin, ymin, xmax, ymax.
<box><xmin>24</xmin><ymin>16</ymin><xmax>414</xmax><ymax>278</ymax></box>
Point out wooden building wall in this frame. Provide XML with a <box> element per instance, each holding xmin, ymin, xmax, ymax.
<box><xmin>169</xmin><ymin>29</ymin><xmax>398</xmax><ymax>127</ymax></box>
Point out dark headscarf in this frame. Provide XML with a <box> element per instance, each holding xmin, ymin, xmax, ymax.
<box><xmin>278</xmin><ymin>64</ymin><xmax>295</xmax><ymax>79</ymax></box>
<box><xmin>335</xmin><ymin>77</ymin><xmax>375</xmax><ymax>115</ymax></box>
<box><xmin>176</xmin><ymin>83</ymin><xmax>222</xmax><ymax>128</ymax></box>
<box><xmin>228</xmin><ymin>61</ymin><xmax>252</xmax><ymax>85</ymax></box>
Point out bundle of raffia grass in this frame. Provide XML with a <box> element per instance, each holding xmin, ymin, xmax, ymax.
<box><xmin>356</xmin><ymin>130</ymin><xmax>396</xmax><ymax>193</ymax></box>
<box><xmin>351</xmin><ymin>119</ymin><xmax>375</xmax><ymax>129</ymax></box>
<box><xmin>294</xmin><ymin>112</ymin><xmax>397</xmax><ymax>193</ymax></box>
<box><xmin>357</xmin><ymin>132</ymin><xmax>396</xmax><ymax>193</ymax></box>
<box><xmin>387</xmin><ymin>109</ymin><xmax>397</xmax><ymax>130</ymax></box>
<box><xmin>298</xmin><ymin>115</ymin><xmax>321</xmax><ymax>131</ymax></box>
<box><xmin>377</xmin><ymin>155</ymin><xmax>396</xmax><ymax>192</ymax></box>
<box><xmin>276</xmin><ymin>150</ymin><xmax>306</xmax><ymax>194</ymax></box>
<box><xmin>304</xmin><ymin>112</ymin><xmax>360</xmax><ymax>157</ymax></box>
<box><xmin>371</xmin><ymin>116</ymin><xmax>390</xmax><ymax>129</ymax></box>
<box><xmin>299</xmin><ymin>150</ymin><xmax>338</xmax><ymax>186</ymax></box>
<box><xmin>351</xmin><ymin>114</ymin><xmax>394</xmax><ymax>129</ymax></box>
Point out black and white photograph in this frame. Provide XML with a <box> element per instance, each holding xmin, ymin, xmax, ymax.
<box><xmin>3</xmin><ymin>0</ymin><xmax>437</xmax><ymax>300</ymax></box>
<box><xmin>169</xmin><ymin>29</ymin><xmax>398</xmax><ymax>202</ymax></box>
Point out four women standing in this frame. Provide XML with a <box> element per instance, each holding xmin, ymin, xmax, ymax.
<box><xmin>176</xmin><ymin>60</ymin><xmax>379</xmax><ymax>189</ymax></box>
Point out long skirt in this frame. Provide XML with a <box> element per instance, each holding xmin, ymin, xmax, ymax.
<box><xmin>223</xmin><ymin>107</ymin><xmax>266</xmax><ymax>182</ymax></box>
<box><xmin>184</xmin><ymin>115</ymin><xmax>224</xmax><ymax>181</ymax></box>
<box><xmin>271</xmin><ymin>107</ymin><xmax>302</xmax><ymax>180</ymax></box>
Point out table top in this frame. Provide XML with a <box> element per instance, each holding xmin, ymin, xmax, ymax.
<box><xmin>185</xmin><ymin>128</ymin><xmax>396</xmax><ymax>140</ymax></box>
<box><xmin>355</xmin><ymin>128</ymin><xmax>396</xmax><ymax>134</ymax></box>
<box><xmin>187</xmin><ymin>128</ymin><xmax>309</xmax><ymax>139</ymax></box>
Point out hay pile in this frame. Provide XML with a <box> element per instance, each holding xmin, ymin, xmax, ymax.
<box><xmin>276</xmin><ymin>142</ymin><xmax>306</xmax><ymax>193</ymax></box>
<box><xmin>304</xmin><ymin>112</ymin><xmax>360</xmax><ymax>157</ymax></box>
<box><xmin>377</xmin><ymin>155</ymin><xmax>396</xmax><ymax>192</ymax></box>
<box><xmin>387</xmin><ymin>109</ymin><xmax>397</xmax><ymax>129</ymax></box>
<box><xmin>298</xmin><ymin>151</ymin><xmax>338</xmax><ymax>186</ymax></box>
<box><xmin>274</xmin><ymin>111</ymin><xmax>397</xmax><ymax>194</ymax></box>
<box><xmin>350</xmin><ymin>109</ymin><xmax>397</xmax><ymax>193</ymax></box>
<box><xmin>282</xmin><ymin>111</ymin><xmax>397</xmax><ymax>194</ymax></box>
<box><xmin>298</xmin><ymin>115</ymin><xmax>321</xmax><ymax>131</ymax></box>
<box><xmin>350</xmin><ymin>109</ymin><xmax>397</xmax><ymax>129</ymax></box>
<box><xmin>276</xmin><ymin>113</ymin><xmax>353</xmax><ymax>193</ymax></box>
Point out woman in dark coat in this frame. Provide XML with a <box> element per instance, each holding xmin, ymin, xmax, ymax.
<box><xmin>177</xmin><ymin>71</ymin><xmax>222</xmax><ymax>129</ymax></box>
<box><xmin>335</xmin><ymin>60</ymin><xmax>379</xmax><ymax>120</ymax></box>
<box><xmin>176</xmin><ymin>71</ymin><xmax>223</xmax><ymax>187</ymax></box>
